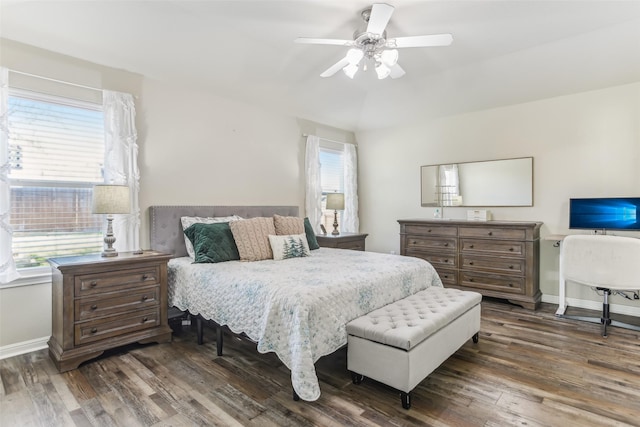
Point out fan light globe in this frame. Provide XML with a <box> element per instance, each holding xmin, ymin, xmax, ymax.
<box><xmin>375</xmin><ymin>63</ymin><xmax>390</xmax><ymax>79</ymax></box>
<box><xmin>343</xmin><ymin>64</ymin><xmax>359</xmax><ymax>79</ymax></box>
<box><xmin>380</xmin><ymin>49</ymin><xmax>399</xmax><ymax>67</ymax></box>
<box><xmin>346</xmin><ymin>48</ymin><xmax>364</xmax><ymax>65</ymax></box>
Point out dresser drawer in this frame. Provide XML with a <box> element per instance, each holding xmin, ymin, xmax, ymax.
<box><xmin>75</xmin><ymin>266</ymin><xmax>160</xmax><ymax>296</ymax></box>
<box><xmin>459</xmin><ymin>227</ymin><xmax>526</xmax><ymax>240</ymax></box>
<box><xmin>406</xmin><ymin>236</ymin><xmax>456</xmax><ymax>251</ymax></box>
<box><xmin>337</xmin><ymin>240</ymin><xmax>365</xmax><ymax>251</ymax></box>
<box><xmin>435</xmin><ymin>268</ymin><xmax>458</xmax><ymax>286</ymax></box>
<box><xmin>404</xmin><ymin>224</ymin><xmax>457</xmax><ymax>237</ymax></box>
<box><xmin>460</xmin><ymin>239</ymin><xmax>525</xmax><ymax>256</ymax></box>
<box><xmin>75</xmin><ymin>308</ymin><xmax>160</xmax><ymax>346</ymax></box>
<box><xmin>460</xmin><ymin>255</ymin><xmax>525</xmax><ymax>275</ymax></box>
<box><xmin>460</xmin><ymin>271</ymin><xmax>525</xmax><ymax>294</ymax></box>
<box><xmin>75</xmin><ymin>286</ymin><xmax>160</xmax><ymax>321</ymax></box>
<box><xmin>406</xmin><ymin>250</ymin><xmax>457</xmax><ymax>268</ymax></box>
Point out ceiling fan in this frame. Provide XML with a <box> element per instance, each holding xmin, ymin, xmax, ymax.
<box><xmin>295</xmin><ymin>3</ymin><xmax>453</xmax><ymax>80</ymax></box>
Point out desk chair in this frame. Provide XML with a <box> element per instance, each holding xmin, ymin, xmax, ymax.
<box><xmin>559</xmin><ymin>234</ymin><xmax>640</xmax><ymax>337</ymax></box>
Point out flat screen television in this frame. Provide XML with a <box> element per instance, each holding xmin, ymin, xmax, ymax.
<box><xmin>569</xmin><ymin>197</ymin><xmax>640</xmax><ymax>231</ymax></box>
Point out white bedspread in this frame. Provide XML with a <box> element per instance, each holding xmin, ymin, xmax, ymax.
<box><xmin>167</xmin><ymin>247</ymin><xmax>442</xmax><ymax>401</ymax></box>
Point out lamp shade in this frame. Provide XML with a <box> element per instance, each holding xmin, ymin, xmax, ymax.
<box><xmin>326</xmin><ymin>193</ymin><xmax>345</xmax><ymax>210</ymax></box>
<box><xmin>92</xmin><ymin>185</ymin><xmax>131</xmax><ymax>214</ymax></box>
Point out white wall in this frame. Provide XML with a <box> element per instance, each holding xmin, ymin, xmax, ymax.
<box><xmin>356</xmin><ymin>82</ymin><xmax>640</xmax><ymax>310</ymax></box>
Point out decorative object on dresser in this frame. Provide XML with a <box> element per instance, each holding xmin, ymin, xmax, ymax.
<box><xmin>325</xmin><ymin>193</ymin><xmax>345</xmax><ymax>235</ymax></box>
<box><xmin>399</xmin><ymin>219</ymin><xmax>542</xmax><ymax>310</ymax></box>
<box><xmin>316</xmin><ymin>232</ymin><xmax>368</xmax><ymax>251</ymax></box>
<box><xmin>92</xmin><ymin>184</ymin><xmax>131</xmax><ymax>257</ymax></box>
<box><xmin>48</xmin><ymin>251</ymin><xmax>173</xmax><ymax>372</ymax></box>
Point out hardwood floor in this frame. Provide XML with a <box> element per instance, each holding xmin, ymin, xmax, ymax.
<box><xmin>2</xmin><ymin>299</ymin><xmax>640</xmax><ymax>426</ymax></box>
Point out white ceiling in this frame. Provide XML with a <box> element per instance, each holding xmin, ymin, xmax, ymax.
<box><xmin>2</xmin><ymin>0</ymin><xmax>640</xmax><ymax>131</ymax></box>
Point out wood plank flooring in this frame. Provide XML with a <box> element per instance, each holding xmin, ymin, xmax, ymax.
<box><xmin>2</xmin><ymin>299</ymin><xmax>640</xmax><ymax>426</ymax></box>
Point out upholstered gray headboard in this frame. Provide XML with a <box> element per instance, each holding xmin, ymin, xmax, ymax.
<box><xmin>149</xmin><ymin>205</ymin><xmax>299</xmax><ymax>257</ymax></box>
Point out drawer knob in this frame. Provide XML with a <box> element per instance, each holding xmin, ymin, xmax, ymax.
<box><xmin>509</xmin><ymin>265</ymin><xmax>514</xmax><ymax>269</ymax></box>
<box><xmin>142</xmin><ymin>317</ymin><xmax>148</xmax><ymax>323</ymax></box>
<box><xmin>142</xmin><ymin>274</ymin><xmax>149</xmax><ymax>280</ymax></box>
<box><xmin>90</xmin><ymin>281</ymin><xmax>97</xmax><ymax>288</ymax></box>
<box><xmin>427</xmin><ymin>229</ymin><xmax>432</xmax><ymax>233</ymax></box>
<box><xmin>509</xmin><ymin>248</ymin><xmax>514</xmax><ymax>252</ymax></box>
<box><xmin>488</xmin><ymin>231</ymin><xmax>493</xmax><ymax>236</ymax></box>
<box><xmin>142</xmin><ymin>295</ymin><xmax>148</xmax><ymax>301</ymax></box>
<box><xmin>469</xmin><ymin>245</ymin><xmax>474</xmax><ymax>249</ymax></box>
<box><xmin>469</xmin><ymin>278</ymin><xmax>474</xmax><ymax>282</ymax></box>
<box><xmin>444</xmin><ymin>243</ymin><xmax>448</xmax><ymax>247</ymax></box>
<box><xmin>91</xmin><ymin>304</ymin><xmax>98</xmax><ymax>310</ymax></box>
<box><xmin>443</xmin><ymin>275</ymin><xmax>449</xmax><ymax>279</ymax></box>
<box><xmin>469</xmin><ymin>262</ymin><xmax>474</xmax><ymax>265</ymax></box>
<box><xmin>509</xmin><ymin>283</ymin><xmax>514</xmax><ymax>287</ymax></box>
<box><xmin>91</xmin><ymin>328</ymin><xmax>98</xmax><ymax>334</ymax></box>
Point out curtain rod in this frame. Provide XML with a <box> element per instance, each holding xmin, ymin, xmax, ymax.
<box><xmin>9</xmin><ymin>69</ymin><xmax>103</xmax><ymax>93</ymax></box>
<box><xmin>302</xmin><ymin>134</ymin><xmax>357</xmax><ymax>146</ymax></box>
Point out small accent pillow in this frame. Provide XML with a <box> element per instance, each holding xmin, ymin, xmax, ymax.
<box><xmin>269</xmin><ymin>234</ymin><xmax>310</xmax><ymax>261</ymax></box>
<box><xmin>181</xmin><ymin>215</ymin><xmax>242</xmax><ymax>258</ymax></box>
<box><xmin>183</xmin><ymin>222</ymin><xmax>240</xmax><ymax>263</ymax></box>
<box><xmin>303</xmin><ymin>217</ymin><xmax>320</xmax><ymax>250</ymax></box>
<box><xmin>274</xmin><ymin>214</ymin><xmax>305</xmax><ymax>235</ymax></box>
<box><xmin>229</xmin><ymin>217</ymin><xmax>276</xmax><ymax>261</ymax></box>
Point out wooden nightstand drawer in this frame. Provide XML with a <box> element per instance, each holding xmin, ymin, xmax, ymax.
<box><xmin>75</xmin><ymin>308</ymin><xmax>160</xmax><ymax>346</ymax></box>
<box><xmin>75</xmin><ymin>266</ymin><xmax>160</xmax><ymax>296</ymax></box>
<box><xmin>316</xmin><ymin>232</ymin><xmax>368</xmax><ymax>251</ymax></box>
<box><xmin>75</xmin><ymin>286</ymin><xmax>160</xmax><ymax>321</ymax></box>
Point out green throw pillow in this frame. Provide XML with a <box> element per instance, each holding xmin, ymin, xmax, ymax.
<box><xmin>184</xmin><ymin>222</ymin><xmax>240</xmax><ymax>263</ymax></box>
<box><xmin>304</xmin><ymin>217</ymin><xmax>320</xmax><ymax>250</ymax></box>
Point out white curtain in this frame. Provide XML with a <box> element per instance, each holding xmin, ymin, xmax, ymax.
<box><xmin>342</xmin><ymin>143</ymin><xmax>359</xmax><ymax>233</ymax></box>
<box><xmin>103</xmin><ymin>90</ymin><xmax>140</xmax><ymax>252</ymax></box>
<box><xmin>304</xmin><ymin>135</ymin><xmax>323</xmax><ymax>233</ymax></box>
<box><xmin>0</xmin><ymin>67</ymin><xmax>19</xmax><ymax>284</ymax></box>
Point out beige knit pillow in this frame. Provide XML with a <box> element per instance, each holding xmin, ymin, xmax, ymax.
<box><xmin>229</xmin><ymin>217</ymin><xmax>276</xmax><ymax>261</ymax></box>
<box><xmin>273</xmin><ymin>214</ymin><xmax>304</xmax><ymax>236</ymax></box>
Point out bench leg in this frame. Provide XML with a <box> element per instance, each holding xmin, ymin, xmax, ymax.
<box><xmin>293</xmin><ymin>389</ymin><xmax>300</xmax><ymax>401</ymax></box>
<box><xmin>472</xmin><ymin>332</ymin><xmax>479</xmax><ymax>343</ymax></box>
<box><xmin>216</xmin><ymin>325</ymin><xmax>223</xmax><ymax>356</ymax></box>
<box><xmin>401</xmin><ymin>391</ymin><xmax>411</xmax><ymax>410</ymax></box>
<box><xmin>196</xmin><ymin>316</ymin><xmax>204</xmax><ymax>345</ymax></box>
<box><xmin>350</xmin><ymin>371</ymin><xmax>364</xmax><ymax>385</ymax></box>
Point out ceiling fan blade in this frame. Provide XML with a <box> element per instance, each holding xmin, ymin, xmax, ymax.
<box><xmin>295</xmin><ymin>38</ymin><xmax>353</xmax><ymax>46</ymax></box>
<box><xmin>391</xmin><ymin>34</ymin><xmax>453</xmax><ymax>48</ymax></box>
<box><xmin>320</xmin><ymin>57</ymin><xmax>350</xmax><ymax>78</ymax></box>
<box><xmin>366</xmin><ymin>3</ymin><xmax>394</xmax><ymax>35</ymax></box>
<box><xmin>389</xmin><ymin>63</ymin><xmax>406</xmax><ymax>79</ymax></box>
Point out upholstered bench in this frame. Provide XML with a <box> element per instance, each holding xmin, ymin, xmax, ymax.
<box><xmin>346</xmin><ymin>286</ymin><xmax>481</xmax><ymax>409</ymax></box>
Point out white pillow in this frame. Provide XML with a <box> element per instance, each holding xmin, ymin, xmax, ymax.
<box><xmin>268</xmin><ymin>234</ymin><xmax>310</xmax><ymax>261</ymax></box>
<box><xmin>181</xmin><ymin>215</ymin><xmax>242</xmax><ymax>258</ymax></box>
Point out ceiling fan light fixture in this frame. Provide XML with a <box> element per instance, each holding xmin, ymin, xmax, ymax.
<box><xmin>375</xmin><ymin>62</ymin><xmax>390</xmax><ymax>79</ymax></box>
<box><xmin>380</xmin><ymin>49</ymin><xmax>398</xmax><ymax>67</ymax></box>
<box><xmin>343</xmin><ymin>63</ymin><xmax>359</xmax><ymax>79</ymax></box>
<box><xmin>346</xmin><ymin>48</ymin><xmax>364</xmax><ymax>65</ymax></box>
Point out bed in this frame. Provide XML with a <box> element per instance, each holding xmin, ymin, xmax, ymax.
<box><xmin>149</xmin><ymin>205</ymin><xmax>443</xmax><ymax>401</ymax></box>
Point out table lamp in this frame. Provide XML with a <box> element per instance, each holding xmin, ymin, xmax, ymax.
<box><xmin>92</xmin><ymin>184</ymin><xmax>130</xmax><ymax>257</ymax></box>
<box><xmin>326</xmin><ymin>193</ymin><xmax>345</xmax><ymax>236</ymax></box>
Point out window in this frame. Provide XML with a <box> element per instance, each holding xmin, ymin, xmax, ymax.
<box><xmin>8</xmin><ymin>90</ymin><xmax>105</xmax><ymax>269</ymax></box>
<box><xmin>319</xmin><ymin>146</ymin><xmax>344</xmax><ymax>231</ymax></box>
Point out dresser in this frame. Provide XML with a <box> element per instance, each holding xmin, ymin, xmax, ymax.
<box><xmin>399</xmin><ymin>220</ymin><xmax>542</xmax><ymax>310</ymax></box>
<box><xmin>48</xmin><ymin>251</ymin><xmax>173</xmax><ymax>372</ymax></box>
<box><xmin>316</xmin><ymin>232</ymin><xmax>368</xmax><ymax>251</ymax></box>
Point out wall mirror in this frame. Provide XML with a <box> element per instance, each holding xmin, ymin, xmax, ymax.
<box><xmin>421</xmin><ymin>157</ymin><xmax>533</xmax><ymax>207</ymax></box>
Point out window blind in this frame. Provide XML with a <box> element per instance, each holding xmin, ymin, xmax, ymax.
<box><xmin>8</xmin><ymin>91</ymin><xmax>105</xmax><ymax>268</ymax></box>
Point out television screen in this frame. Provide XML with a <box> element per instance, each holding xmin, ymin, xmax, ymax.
<box><xmin>569</xmin><ymin>197</ymin><xmax>640</xmax><ymax>230</ymax></box>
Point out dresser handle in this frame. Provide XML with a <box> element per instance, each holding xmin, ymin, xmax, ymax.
<box><xmin>444</xmin><ymin>243</ymin><xmax>448</xmax><ymax>247</ymax></box>
<box><xmin>427</xmin><ymin>229</ymin><xmax>432</xmax><ymax>233</ymax></box>
<box><xmin>469</xmin><ymin>245</ymin><xmax>474</xmax><ymax>249</ymax></box>
<box><xmin>443</xmin><ymin>275</ymin><xmax>449</xmax><ymax>279</ymax></box>
<box><xmin>91</xmin><ymin>304</ymin><xmax>97</xmax><ymax>310</ymax></box>
<box><xmin>488</xmin><ymin>231</ymin><xmax>493</xmax><ymax>236</ymax></box>
<box><xmin>509</xmin><ymin>248</ymin><xmax>514</xmax><ymax>252</ymax></box>
<box><xmin>91</xmin><ymin>328</ymin><xmax>97</xmax><ymax>333</ymax></box>
<box><xmin>444</xmin><ymin>259</ymin><xmax>448</xmax><ymax>263</ymax></box>
<box><xmin>509</xmin><ymin>283</ymin><xmax>514</xmax><ymax>287</ymax></box>
<box><xmin>142</xmin><ymin>317</ymin><xmax>148</xmax><ymax>323</ymax></box>
<box><xmin>469</xmin><ymin>278</ymin><xmax>474</xmax><ymax>282</ymax></box>
<box><xmin>142</xmin><ymin>295</ymin><xmax>148</xmax><ymax>301</ymax></box>
<box><xmin>142</xmin><ymin>274</ymin><xmax>149</xmax><ymax>280</ymax></box>
<box><xmin>90</xmin><ymin>281</ymin><xmax>97</xmax><ymax>288</ymax></box>
<box><xmin>509</xmin><ymin>265</ymin><xmax>514</xmax><ymax>269</ymax></box>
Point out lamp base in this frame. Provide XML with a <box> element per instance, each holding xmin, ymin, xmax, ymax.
<box><xmin>101</xmin><ymin>249</ymin><xmax>118</xmax><ymax>257</ymax></box>
<box><xmin>101</xmin><ymin>215</ymin><xmax>119</xmax><ymax>257</ymax></box>
<box><xmin>332</xmin><ymin>210</ymin><xmax>340</xmax><ymax>235</ymax></box>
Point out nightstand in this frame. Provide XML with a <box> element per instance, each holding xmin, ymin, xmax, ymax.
<box><xmin>316</xmin><ymin>232</ymin><xmax>368</xmax><ymax>251</ymax></box>
<box><xmin>48</xmin><ymin>251</ymin><xmax>173</xmax><ymax>372</ymax></box>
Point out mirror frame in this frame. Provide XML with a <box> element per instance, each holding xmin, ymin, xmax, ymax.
<box><xmin>421</xmin><ymin>157</ymin><xmax>534</xmax><ymax>207</ymax></box>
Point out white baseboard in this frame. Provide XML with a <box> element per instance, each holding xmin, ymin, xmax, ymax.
<box><xmin>542</xmin><ymin>294</ymin><xmax>640</xmax><ymax>317</ymax></box>
<box><xmin>0</xmin><ymin>336</ymin><xmax>49</xmax><ymax>360</ymax></box>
